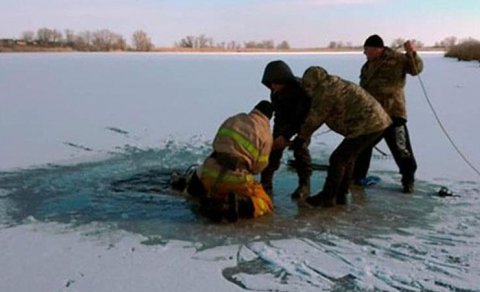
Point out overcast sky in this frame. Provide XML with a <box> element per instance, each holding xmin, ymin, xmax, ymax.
<box><xmin>1</xmin><ymin>0</ymin><xmax>479</xmax><ymax>48</ymax></box>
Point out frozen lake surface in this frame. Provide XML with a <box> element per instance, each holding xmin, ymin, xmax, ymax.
<box><xmin>1</xmin><ymin>52</ymin><xmax>479</xmax><ymax>291</ymax></box>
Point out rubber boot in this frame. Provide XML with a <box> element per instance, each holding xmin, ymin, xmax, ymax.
<box><xmin>305</xmin><ymin>191</ymin><xmax>335</xmax><ymax>207</ymax></box>
<box><xmin>335</xmin><ymin>193</ymin><xmax>347</xmax><ymax>205</ymax></box>
<box><xmin>306</xmin><ymin>175</ymin><xmax>337</xmax><ymax>207</ymax></box>
<box><xmin>238</xmin><ymin>197</ymin><xmax>255</xmax><ymax>218</ymax></box>
<box><xmin>170</xmin><ymin>172</ymin><xmax>187</xmax><ymax>192</ymax></box>
<box><xmin>291</xmin><ymin>180</ymin><xmax>310</xmax><ymax>200</ymax></box>
<box><xmin>401</xmin><ymin>176</ymin><xmax>415</xmax><ymax>194</ymax></box>
<box><xmin>199</xmin><ymin>197</ymin><xmax>223</xmax><ymax>222</ymax></box>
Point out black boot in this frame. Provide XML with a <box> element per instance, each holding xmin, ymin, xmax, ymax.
<box><xmin>199</xmin><ymin>197</ymin><xmax>223</xmax><ymax>222</ymax></box>
<box><xmin>238</xmin><ymin>197</ymin><xmax>255</xmax><ymax>218</ymax></box>
<box><xmin>305</xmin><ymin>191</ymin><xmax>334</xmax><ymax>207</ymax></box>
<box><xmin>401</xmin><ymin>176</ymin><xmax>415</xmax><ymax>194</ymax></box>
<box><xmin>170</xmin><ymin>172</ymin><xmax>187</xmax><ymax>192</ymax></box>
<box><xmin>291</xmin><ymin>153</ymin><xmax>312</xmax><ymax>200</ymax></box>
<box><xmin>291</xmin><ymin>181</ymin><xmax>310</xmax><ymax>200</ymax></box>
<box><xmin>335</xmin><ymin>193</ymin><xmax>347</xmax><ymax>205</ymax></box>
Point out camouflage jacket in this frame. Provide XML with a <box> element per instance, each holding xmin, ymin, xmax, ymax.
<box><xmin>360</xmin><ymin>47</ymin><xmax>423</xmax><ymax>119</ymax></box>
<box><xmin>261</xmin><ymin>60</ymin><xmax>311</xmax><ymax>140</ymax></box>
<box><xmin>298</xmin><ymin>66</ymin><xmax>391</xmax><ymax>139</ymax></box>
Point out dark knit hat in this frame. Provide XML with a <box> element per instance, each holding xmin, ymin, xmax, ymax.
<box><xmin>254</xmin><ymin>100</ymin><xmax>273</xmax><ymax>120</ymax></box>
<box><xmin>364</xmin><ymin>34</ymin><xmax>384</xmax><ymax>48</ymax></box>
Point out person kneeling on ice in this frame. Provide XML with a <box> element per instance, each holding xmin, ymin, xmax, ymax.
<box><xmin>291</xmin><ymin>66</ymin><xmax>391</xmax><ymax>207</ymax></box>
<box><xmin>171</xmin><ymin>100</ymin><xmax>274</xmax><ymax>222</ymax></box>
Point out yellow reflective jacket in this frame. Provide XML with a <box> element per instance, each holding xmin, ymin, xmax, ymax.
<box><xmin>197</xmin><ymin>109</ymin><xmax>274</xmax><ymax>216</ymax></box>
<box><xmin>209</xmin><ymin>108</ymin><xmax>272</xmax><ymax>175</ymax></box>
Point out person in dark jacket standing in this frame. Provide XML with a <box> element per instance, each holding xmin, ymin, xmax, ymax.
<box><xmin>353</xmin><ymin>34</ymin><xmax>423</xmax><ymax>193</ymax></box>
<box><xmin>260</xmin><ymin>60</ymin><xmax>312</xmax><ymax>199</ymax></box>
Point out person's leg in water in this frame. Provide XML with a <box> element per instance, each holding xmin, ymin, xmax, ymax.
<box><xmin>353</xmin><ymin>134</ymin><xmax>383</xmax><ymax>185</ymax></box>
<box><xmin>306</xmin><ymin>132</ymin><xmax>383</xmax><ymax>207</ymax></box>
<box><xmin>261</xmin><ymin>148</ymin><xmax>283</xmax><ymax>196</ymax></box>
<box><xmin>290</xmin><ymin>142</ymin><xmax>312</xmax><ymax>200</ymax></box>
<box><xmin>170</xmin><ymin>168</ymin><xmax>226</xmax><ymax>222</ymax></box>
<box><xmin>225</xmin><ymin>182</ymin><xmax>273</xmax><ymax>222</ymax></box>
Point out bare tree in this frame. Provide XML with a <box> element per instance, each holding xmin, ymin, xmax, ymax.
<box><xmin>91</xmin><ymin>29</ymin><xmax>126</xmax><ymax>51</ymax></box>
<box><xmin>35</xmin><ymin>28</ymin><xmax>63</xmax><ymax>45</ymax></box>
<box><xmin>390</xmin><ymin>38</ymin><xmax>406</xmax><ymax>49</ymax></box>
<box><xmin>328</xmin><ymin>41</ymin><xmax>347</xmax><ymax>49</ymax></box>
<box><xmin>176</xmin><ymin>35</ymin><xmax>195</xmax><ymax>48</ymax></box>
<box><xmin>175</xmin><ymin>35</ymin><xmax>215</xmax><ymax>48</ymax></box>
<box><xmin>72</xmin><ymin>31</ymin><xmax>93</xmax><ymax>51</ymax></box>
<box><xmin>37</xmin><ymin>28</ymin><xmax>54</xmax><ymax>44</ymax></box>
<box><xmin>132</xmin><ymin>30</ymin><xmax>153</xmax><ymax>51</ymax></box>
<box><xmin>244</xmin><ymin>40</ymin><xmax>274</xmax><ymax>49</ymax></box>
<box><xmin>410</xmin><ymin>39</ymin><xmax>424</xmax><ymax>49</ymax></box>
<box><xmin>51</xmin><ymin>29</ymin><xmax>63</xmax><ymax>43</ymax></box>
<box><xmin>435</xmin><ymin>36</ymin><xmax>457</xmax><ymax>49</ymax></box>
<box><xmin>390</xmin><ymin>38</ymin><xmax>423</xmax><ymax>49</ymax></box>
<box><xmin>64</xmin><ymin>29</ymin><xmax>76</xmax><ymax>46</ymax></box>
<box><xmin>327</xmin><ymin>41</ymin><xmax>337</xmax><ymax>49</ymax></box>
<box><xmin>21</xmin><ymin>31</ymin><xmax>35</xmax><ymax>42</ymax></box>
<box><xmin>277</xmin><ymin>40</ymin><xmax>290</xmax><ymax>50</ymax></box>
<box><xmin>244</xmin><ymin>41</ymin><xmax>257</xmax><ymax>49</ymax></box>
<box><xmin>261</xmin><ymin>40</ymin><xmax>274</xmax><ymax>49</ymax></box>
<box><xmin>227</xmin><ymin>41</ymin><xmax>241</xmax><ymax>50</ymax></box>
<box><xmin>195</xmin><ymin>34</ymin><xmax>212</xmax><ymax>48</ymax></box>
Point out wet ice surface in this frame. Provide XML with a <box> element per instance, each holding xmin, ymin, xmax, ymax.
<box><xmin>1</xmin><ymin>142</ymin><xmax>479</xmax><ymax>291</ymax></box>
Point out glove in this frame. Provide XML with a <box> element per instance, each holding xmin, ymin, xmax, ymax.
<box><xmin>272</xmin><ymin>136</ymin><xmax>288</xmax><ymax>151</ymax></box>
<box><xmin>289</xmin><ymin>136</ymin><xmax>306</xmax><ymax>151</ymax></box>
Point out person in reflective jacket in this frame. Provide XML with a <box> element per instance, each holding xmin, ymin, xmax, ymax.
<box><xmin>173</xmin><ymin>100</ymin><xmax>274</xmax><ymax>222</ymax></box>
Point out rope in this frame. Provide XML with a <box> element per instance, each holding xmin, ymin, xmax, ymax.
<box><xmin>413</xmin><ymin>59</ymin><xmax>480</xmax><ymax>177</ymax></box>
<box><xmin>374</xmin><ymin>146</ymin><xmax>389</xmax><ymax>157</ymax></box>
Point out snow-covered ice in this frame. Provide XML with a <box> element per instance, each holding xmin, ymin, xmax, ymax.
<box><xmin>1</xmin><ymin>52</ymin><xmax>479</xmax><ymax>291</ymax></box>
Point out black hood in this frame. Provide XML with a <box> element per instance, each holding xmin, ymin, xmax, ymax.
<box><xmin>261</xmin><ymin>60</ymin><xmax>298</xmax><ymax>88</ymax></box>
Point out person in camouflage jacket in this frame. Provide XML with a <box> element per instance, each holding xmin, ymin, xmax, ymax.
<box><xmin>292</xmin><ymin>66</ymin><xmax>391</xmax><ymax>207</ymax></box>
<box><xmin>353</xmin><ymin>34</ymin><xmax>423</xmax><ymax>193</ymax></box>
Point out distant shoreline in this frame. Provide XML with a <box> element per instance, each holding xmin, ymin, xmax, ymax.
<box><xmin>0</xmin><ymin>47</ymin><xmax>445</xmax><ymax>54</ymax></box>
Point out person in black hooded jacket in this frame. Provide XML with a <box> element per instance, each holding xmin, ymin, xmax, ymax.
<box><xmin>260</xmin><ymin>60</ymin><xmax>312</xmax><ymax>199</ymax></box>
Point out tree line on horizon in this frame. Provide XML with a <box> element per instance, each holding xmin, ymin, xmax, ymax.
<box><xmin>8</xmin><ymin>28</ymin><xmax>154</xmax><ymax>51</ymax></box>
<box><xmin>1</xmin><ymin>27</ymin><xmax>479</xmax><ymax>61</ymax></box>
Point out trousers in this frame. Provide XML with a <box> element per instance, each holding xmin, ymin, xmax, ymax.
<box><xmin>354</xmin><ymin>118</ymin><xmax>417</xmax><ymax>182</ymax></box>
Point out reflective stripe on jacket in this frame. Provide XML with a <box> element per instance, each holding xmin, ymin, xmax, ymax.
<box><xmin>212</xmin><ymin>109</ymin><xmax>273</xmax><ymax>174</ymax></box>
<box><xmin>217</xmin><ymin>127</ymin><xmax>269</xmax><ymax>164</ymax></box>
<box><xmin>199</xmin><ymin>158</ymin><xmax>273</xmax><ymax>217</ymax></box>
